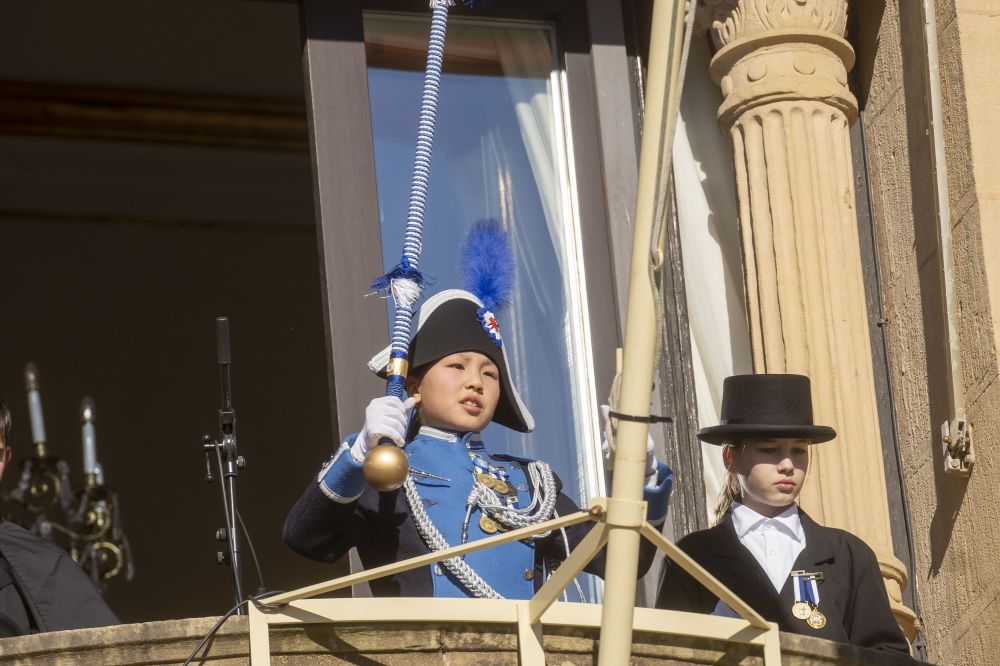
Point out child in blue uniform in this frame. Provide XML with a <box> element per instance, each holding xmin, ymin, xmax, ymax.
<box><xmin>284</xmin><ymin>284</ymin><xmax>673</xmax><ymax>599</ymax></box>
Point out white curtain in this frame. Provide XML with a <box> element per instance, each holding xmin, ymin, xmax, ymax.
<box><xmin>486</xmin><ymin>25</ymin><xmax>597</xmax><ymax>508</ymax></box>
<box><xmin>673</xmin><ymin>38</ymin><xmax>753</xmax><ymax>523</ymax></box>
<box><xmin>489</xmin><ymin>26</ymin><xmax>601</xmax><ymax>603</ymax></box>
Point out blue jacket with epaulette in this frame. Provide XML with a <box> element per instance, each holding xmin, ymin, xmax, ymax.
<box><xmin>284</xmin><ymin>426</ymin><xmax>673</xmax><ymax>598</ymax></box>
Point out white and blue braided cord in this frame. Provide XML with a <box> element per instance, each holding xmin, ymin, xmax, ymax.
<box><xmin>401</xmin><ymin>4</ymin><xmax>449</xmax><ymax>267</ymax></box>
<box><xmin>374</xmin><ymin>1</ymin><xmax>451</xmax><ymax>399</ymax></box>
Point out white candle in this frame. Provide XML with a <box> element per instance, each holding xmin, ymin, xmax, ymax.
<box><xmin>81</xmin><ymin>397</ymin><xmax>98</xmax><ymax>476</ymax></box>
<box><xmin>24</xmin><ymin>363</ymin><xmax>46</xmax><ymax>445</ymax></box>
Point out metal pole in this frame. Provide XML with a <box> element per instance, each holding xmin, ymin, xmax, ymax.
<box><xmin>597</xmin><ymin>0</ymin><xmax>688</xmax><ymax>663</ymax></box>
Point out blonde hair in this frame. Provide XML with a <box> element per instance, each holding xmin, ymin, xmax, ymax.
<box><xmin>713</xmin><ymin>438</ymin><xmax>813</xmax><ymax>524</ymax></box>
<box><xmin>713</xmin><ymin>440</ymin><xmax>744</xmax><ymax>524</ymax></box>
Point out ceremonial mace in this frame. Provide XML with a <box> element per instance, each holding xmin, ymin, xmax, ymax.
<box><xmin>201</xmin><ymin>317</ymin><xmax>247</xmax><ymax>613</ymax></box>
<box><xmin>364</xmin><ymin>0</ymin><xmax>452</xmax><ymax>491</ymax></box>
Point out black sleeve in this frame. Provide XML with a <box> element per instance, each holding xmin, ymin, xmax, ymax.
<box><xmin>535</xmin><ymin>480</ymin><xmax>658</xmax><ymax>580</ymax></box>
<box><xmin>846</xmin><ymin>538</ymin><xmax>911</xmax><ymax>656</ymax></box>
<box><xmin>0</xmin><ymin>558</ymin><xmax>32</xmax><ymax>638</ymax></box>
<box><xmin>654</xmin><ymin>535</ymin><xmax>717</xmax><ymax>613</ymax></box>
<box><xmin>535</xmin><ymin>489</ymin><xmax>598</xmax><ymax>569</ymax></box>
<box><xmin>283</xmin><ymin>480</ymin><xmax>368</xmax><ymax>564</ymax></box>
<box><xmin>0</xmin><ymin>524</ymin><xmax>119</xmax><ymax>633</ymax></box>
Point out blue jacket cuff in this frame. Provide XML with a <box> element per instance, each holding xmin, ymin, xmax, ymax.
<box><xmin>642</xmin><ymin>461</ymin><xmax>674</xmax><ymax>524</ymax></box>
<box><xmin>318</xmin><ymin>434</ymin><xmax>366</xmax><ymax>503</ymax></box>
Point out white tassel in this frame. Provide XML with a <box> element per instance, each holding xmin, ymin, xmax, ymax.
<box><xmin>391</xmin><ymin>277</ymin><xmax>422</xmax><ymax>310</ymax></box>
<box><xmin>429</xmin><ymin>0</ymin><xmax>455</xmax><ymax>8</ymax></box>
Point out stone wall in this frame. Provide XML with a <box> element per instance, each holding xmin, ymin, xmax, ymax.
<box><xmin>855</xmin><ymin>0</ymin><xmax>1000</xmax><ymax>663</ymax></box>
<box><xmin>0</xmin><ymin>615</ymin><xmax>926</xmax><ymax>665</ymax></box>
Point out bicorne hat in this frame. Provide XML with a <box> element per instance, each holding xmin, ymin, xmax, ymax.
<box><xmin>696</xmin><ymin>374</ymin><xmax>835</xmax><ymax>445</ymax></box>
<box><xmin>367</xmin><ymin>289</ymin><xmax>534</xmax><ymax>433</ymax></box>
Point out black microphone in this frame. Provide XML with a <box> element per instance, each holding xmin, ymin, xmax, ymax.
<box><xmin>217</xmin><ymin>317</ymin><xmax>234</xmax><ymax>430</ymax></box>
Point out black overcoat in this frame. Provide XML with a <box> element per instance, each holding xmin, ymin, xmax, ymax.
<box><xmin>655</xmin><ymin>510</ymin><xmax>911</xmax><ymax>657</ymax></box>
<box><xmin>0</xmin><ymin>519</ymin><xmax>118</xmax><ymax>637</ymax></box>
<box><xmin>284</xmin><ymin>455</ymin><xmax>659</xmax><ymax>596</ymax></box>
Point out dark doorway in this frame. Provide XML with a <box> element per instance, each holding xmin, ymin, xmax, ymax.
<box><xmin>0</xmin><ymin>0</ymin><xmax>346</xmax><ymax>622</ymax></box>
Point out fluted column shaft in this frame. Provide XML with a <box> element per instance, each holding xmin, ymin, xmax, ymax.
<box><xmin>704</xmin><ymin>0</ymin><xmax>917</xmax><ymax>638</ymax></box>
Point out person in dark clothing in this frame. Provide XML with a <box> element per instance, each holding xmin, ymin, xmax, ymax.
<box><xmin>0</xmin><ymin>399</ymin><xmax>119</xmax><ymax>638</ymax></box>
<box><xmin>655</xmin><ymin>375</ymin><xmax>911</xmax><ymax>657</ymax></box>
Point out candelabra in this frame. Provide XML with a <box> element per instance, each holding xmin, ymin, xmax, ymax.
<box><xmin>0</xmin><ymin>364</ymin><xmax>134</xmax><ymax>592</ymax></box>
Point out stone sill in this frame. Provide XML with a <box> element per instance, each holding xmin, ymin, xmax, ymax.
<box><xmin>0</xmin><ymin>616</ymin><xmax>917</xmax><ymax>665</ymax></box>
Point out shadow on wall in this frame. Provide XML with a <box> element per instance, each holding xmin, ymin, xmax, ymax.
<box><xmin>848</xmin><ymin>0</ymin><xmax>886</xmax><ymax>114</ymax></box>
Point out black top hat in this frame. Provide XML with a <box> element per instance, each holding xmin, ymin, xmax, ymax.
<box><xmin>696</xmin><ymin>374</ymin><xmax>836</xmax><ymax>445</ymax></box>
<box><xmin>368</xmin><ymin>289</ymin><xmax>533</xmax><ymax>433</ymax></box>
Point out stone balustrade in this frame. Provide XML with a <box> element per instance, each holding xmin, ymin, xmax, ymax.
<box><xmin>0</xmin><ymin>615</ymin><xmax>917</xmax><ymax>665</ymax></box>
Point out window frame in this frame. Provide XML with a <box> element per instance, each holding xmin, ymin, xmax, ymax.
<box><xmin>301</xmin><ymin>0</ymin><xmax>619</xmax><ymax>452</ymax></box>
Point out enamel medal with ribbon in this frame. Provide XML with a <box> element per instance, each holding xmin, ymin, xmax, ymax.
<box><xmin>791</xmin><ymin>570</ymin><xmax>827</xmax><ymax>629</ymax></box>
<box><xmin>791</xmin><ymin>572</ymin><xmax>812</xmax><ymax>619</ymax></box>
<box><xmin>807</xmin><ymin>606</ymin><xmax>828</xmax><ymax>629</ymax></box>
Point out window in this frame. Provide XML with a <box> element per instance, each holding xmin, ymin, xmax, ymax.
<box><xmin>364</xmin><ymin>12</ymin><xmax>603</xmax><ymax>509</ymax></box>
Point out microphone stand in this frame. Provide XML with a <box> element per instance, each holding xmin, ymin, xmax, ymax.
<box><xmin>202</xmin><ymin>317</ymin><xmax>246</xmax><ymax>614</ymax></box>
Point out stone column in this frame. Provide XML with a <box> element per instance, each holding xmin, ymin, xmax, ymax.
<box><xmin>702</xmin><ymin>0</ymin><xmax>917</xmax><ymax>638</ymax></box>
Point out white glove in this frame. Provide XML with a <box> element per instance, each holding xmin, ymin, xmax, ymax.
<box><xmin>600</xmin><ymin>404</ymin><xmax>658</xmax><ymax>482</ymax></box>
<box><xmin>350</xmin><ymin>395</ymin><xmax>418</xmax><ymax>463</ymax></box>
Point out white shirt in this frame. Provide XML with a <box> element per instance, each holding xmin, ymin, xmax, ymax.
<box><xmin>730</xmin><ymin>502</ymin><xmax>806</xmax><ymax>593</ymax></box>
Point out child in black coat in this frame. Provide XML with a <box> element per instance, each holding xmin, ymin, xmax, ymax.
<box><xmin>655</xmin><ymin>374</ymin><xmax>910</xmax><ymax>656</ymax></box>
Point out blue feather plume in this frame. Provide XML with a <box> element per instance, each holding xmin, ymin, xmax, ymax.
<box><xmin>460</xmin><ymin>219</ymin><xmax>515</xmax><ymax>311</ymax></box>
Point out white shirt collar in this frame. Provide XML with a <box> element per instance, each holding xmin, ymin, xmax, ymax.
<box><xmin>731</xmin><ymin>502</ymin><xmax>804</xmax><ymax>543</ymax></box>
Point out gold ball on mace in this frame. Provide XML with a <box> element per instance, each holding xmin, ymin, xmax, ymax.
<box><xmin>363</xmin><ymin>444</ymin><xmax>409</xmax><ymax>492</ymax></box>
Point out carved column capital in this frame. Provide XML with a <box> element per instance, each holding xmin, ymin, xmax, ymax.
<box><xmin>702</xmin><ymin>0</ymin><xmax>856</xmax><ymax>127</ymax></box>
<box><xmin>702</xmin><ymin>0</ymin><xmax>848</xmax><ymax>47</ymax></box>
